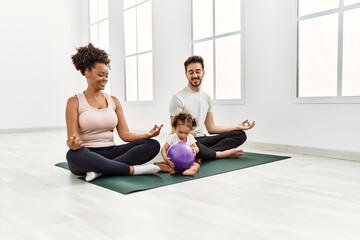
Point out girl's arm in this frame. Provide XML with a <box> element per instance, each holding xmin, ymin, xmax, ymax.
<box><xmin>191</xmin><ymin>143</ymin><xmax>199</xmax><ymax>155</ymax></box>
<box><xmin>161</xmin><ymin>143</ymin><xmax>174</xmax><ymax>168</ymax></box>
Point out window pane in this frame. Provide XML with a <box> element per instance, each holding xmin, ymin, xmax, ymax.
<box><xmin>344</xmin><ymin>0</ymin><xmax>360</xmax><ymax>5</ymax></box>
<box><xmin>215</xmin><ymin>35</ymin><xmax>241</xmax><ymax>99</ymax></box>
<box><xmin>298</xmin><ymin>14</ymin><xmax>338</xmax><ymax>97</ymax></box>
<box><xmin>298</xmin><ymin>0</ymin><xmax>338</xmax><ymax>16</ymax></box>
<box><xmin>137</xmin><ymin>1</ymin><xmax>152</xmax><ymax>53</ymax></box>
<box><xmin>215</xmin><ymin>0</ymin><xmax>240</xmax><ymax>35</ymax></box>
<box><xmin>98</xmin><ymin>0</ymin><xmax>108</xmax><ymax>20</ymax></box>
<box><xmin>193</xmin><ymin>41</ymin><xmax>214</xmax><ymax>99</ymax></box>
<box><xmin>124</xmin><ymin>8</ymin><xmax>137</xmax><ymax>55</ymax></box>
<box><xmin>123</xmin><ymin>0</ymin><xmax>136</xmax><ymax>9</ymax></box>
<box><xmin>98</xmin><ymin>19</ymin><xmax>109</xmax><ymax>53</ymax></box>
<box><xmin>90</xmin><ymin>25</ymin><xmax>99</xmax><ymax>47</ymax></box>
<box><xmin>342</xmin><ymin>8</ymin><xmax>360</xmax><ymax>96</ymax></box>
<box><xmin>138</xmin><ymin>52</ymin><xmax>153</xmax><ymax>101</ymax></box>
<box><xmin>125</xmin><ymin>56</ymin><xmax>138</xmax><ymax>101</ymax></box>
<box><xmin>192</xmin><ymin>0</ymin><xmax>213</xmax><ymax>40</ymax></box>
<box><xmin>89</xmin><ymin>0</ymin><xmax>98</xmax><ymax>24</ymax></box>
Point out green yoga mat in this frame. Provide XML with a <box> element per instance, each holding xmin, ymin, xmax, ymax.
<box><xmin>55</xmin><ymin>152</ymin><xmax>290</xmax><ymax>194</ymax></box>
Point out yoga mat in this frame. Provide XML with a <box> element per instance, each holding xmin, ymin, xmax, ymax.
<box><xmin>55</xmin><ymin>152</ymin><xmax>290</xmax><ymax>194</ymax></box>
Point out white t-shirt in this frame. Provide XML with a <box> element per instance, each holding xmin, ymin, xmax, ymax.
<box><xmin>169</xmin><ymin>86</ymin><xmax>212</xmax><ymax>137</ymax></box>
<box><xmin>166</xmin><ymin>133</ymin><xmax>197</xmax><ymax>146</ymax></box>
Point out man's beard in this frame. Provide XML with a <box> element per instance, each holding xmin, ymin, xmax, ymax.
<box><xmin>189</xmin><ymin>77</ymin><xmax>202</xmax><ymax>87</ymax></box>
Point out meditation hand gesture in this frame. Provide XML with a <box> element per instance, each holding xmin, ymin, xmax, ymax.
<box><xmin>146</xmin><ymin>124</ymin><xmax>164</xmax><ymax>138</ymax></box>
<box><xmin>67</xmin><ymin>134</ymin><xmax>82</xmax><ymax>150</ymax></box>
<box><xmin>237</xmin><ymin>119</ymin><xmax>255</xmax><ymax>130</ymax></box>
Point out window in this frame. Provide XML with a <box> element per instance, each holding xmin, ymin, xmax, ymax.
<box><xmin>89</xmin><ymin>0</ymin><xmax>110</xmax><ymax>92</ymax></box>
<box><xmin>297</xmin><ymin>0</ymin><xmax>360</xmax><ymax>102</ymax></box>
<box><xmin>191</xmin><ymin>0</ymin><xmax>243</xmax><ymax>103</ymax></box>
<box><xmin>89</xmin><ymin>0</ymin><xmax>109</xmax><ymax>55</ymax></box>
<box><xmin>123</xmin><ymin>0</ymin><xmax>153</xmax><ymax>102</ymax></box>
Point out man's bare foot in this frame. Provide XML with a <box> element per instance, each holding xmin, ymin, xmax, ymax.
<box><xmin>216</xmin><ymin>148</ymin><xmax>244</xmax><ymax>158</ymax></box>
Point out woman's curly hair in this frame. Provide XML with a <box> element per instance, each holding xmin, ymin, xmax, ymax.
<box><xmin>172</xmin><ymin>112</ymin><xmax>197</xmax><ymax>130</ymax></box>
<box><xmin>71</xmin><ymin>43</ymin><xmax>110</xmax><ymax>76</ymax></box>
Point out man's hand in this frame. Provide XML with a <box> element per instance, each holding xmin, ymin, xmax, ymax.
<box><xmin>237</xmin><ymin>119</ymin><xmax>255</xmax><ymax>130</ymax></box>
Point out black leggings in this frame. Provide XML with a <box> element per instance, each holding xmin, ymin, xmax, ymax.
<box><xmin>195</xmin><ymin>130</ymin><xmax>247</xmax><ymax>161</ymax></box>
<box><xmin>66</xmin><ymin>139</ymin><xmax>160</xmax><ymax>176</ymax></box>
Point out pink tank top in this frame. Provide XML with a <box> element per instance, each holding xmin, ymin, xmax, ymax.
<box><xmin>76</xmin><ymin>92</ymin><xmax>118</xmax><ymax>148</ymax></box>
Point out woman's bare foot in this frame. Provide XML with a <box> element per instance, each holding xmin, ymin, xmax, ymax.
<box><xmin>216</xmin><ymin>148</ymin><xmax>244</xmax><ymax>158</ymax></box>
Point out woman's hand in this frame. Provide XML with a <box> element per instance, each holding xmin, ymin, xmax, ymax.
<box><xmin>67</xmin><ymin>134</ymin><xmax>82</xmax><ymax>150</ymax></box>
<box><xmin>145</xmin><ymin>124</ymin><xmax>163</xmax><ymax>138</ymax></box>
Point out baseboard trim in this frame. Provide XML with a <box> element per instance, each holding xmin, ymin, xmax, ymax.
<box><xmin>243</xmin><ymin>141</ymin><xmax>360</xmax><ymax>162</ymax></box>
<box><xmin>0</xmin><ymin>126</ymin><xmax>65</xmax><ymax>134</ymax></box>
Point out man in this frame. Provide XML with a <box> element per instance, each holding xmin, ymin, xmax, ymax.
<box><xmin>169</xmin><ymin>56</ymin><xmax>255</xmax><ymax>160</ymax></box>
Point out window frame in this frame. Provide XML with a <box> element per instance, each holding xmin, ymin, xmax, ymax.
<box><xmin>89</xmin><ymin>0</ymin><xmax>109</xmax><ymax>52</ymax></box>
<box><xmin>123</xmin><ymin>0</ymin><xmax>154</xmax><ymax>103</ymax></box>
<box><xmin>191</xmin><ymin>0</ymin><xmax>245</xmax><ymax>105</ymax></box>
<box><xmin>89</xmin><ymin>0</ymin><xmax>110</xmax><ymax>92</ymax></box>
<box><xmin>295</xmin><ymin>0</ymin><xmax>360</xmax><ymax>104</ymax></box>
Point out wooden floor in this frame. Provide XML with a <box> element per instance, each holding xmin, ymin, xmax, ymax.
<box><xmin>1</xmin><ymin>130</ymin><xmax>359</xmax><ymax>240</ymax></box>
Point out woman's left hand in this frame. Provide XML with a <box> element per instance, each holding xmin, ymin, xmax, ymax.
<box><xmin>146</xmin><ymin>124</ymin><xmax>163</xmax><ymax>138</ymax></box>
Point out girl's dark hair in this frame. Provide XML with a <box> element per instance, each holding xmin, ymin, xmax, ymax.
<box><xmin>172</xmin><ymin>112</ymin><xmax>197</xmax><ymax>130</ymax></box>
<box><xmin>71</xmin><ymin>43</ymin><xmax>111</xmax><ymax>76</ymax></box>
<box><xmin>184</xmin><ymin>55</ymin><xmax>204</xmax><ymax>71</ymax></box>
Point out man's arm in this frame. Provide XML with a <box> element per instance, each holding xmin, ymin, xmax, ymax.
<box><xmin>204</xmin><ymin>112</ymin><xmax>255</xmax><ymax>134</ymax></box>
<box><xmin>204</xmin><ymin>112</ymin><xmax>236</xmax><ymax>134</ymax></box>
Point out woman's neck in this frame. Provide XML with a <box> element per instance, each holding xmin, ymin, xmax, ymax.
<box><xmin>83</xmin><ymin>89</ymin><xmax>103</xmax><ymax>99</ymax></box>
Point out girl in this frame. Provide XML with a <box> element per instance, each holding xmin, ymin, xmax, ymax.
<box><xmin>155</xmin><ymin>112</ymin><xmax>200</xmax><ymax>176</ymax></box>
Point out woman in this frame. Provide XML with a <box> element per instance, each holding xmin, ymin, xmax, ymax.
<box><xmin>66</xmin><ymin>43</ymin><xmax>162</xmax><ymax>181</ymax></box>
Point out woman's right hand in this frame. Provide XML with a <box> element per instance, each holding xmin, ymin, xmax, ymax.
<box><xmin>67</xmin><ymin>134</ymin><xmax>82</xmax><ymax>150</ymax></box>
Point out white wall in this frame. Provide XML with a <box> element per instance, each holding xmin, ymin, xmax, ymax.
<box><xmin>109</xmin><ymin>0</ymin><xmax>191</xmax><ymax>134</ymax></box>
<box><xmin>230</xmin><ymin>0</ymin><xmax>360</xmax><ymax>154</ymax></box>
<box><xmin>0</xmin><ymin>0</ymin><xmax>88</xmax><ymax>131</ymax></box>
<box><xmin>1</xmin><ymin>0</ymin><xmax>359</xmax><ymax>155</ymax></box>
